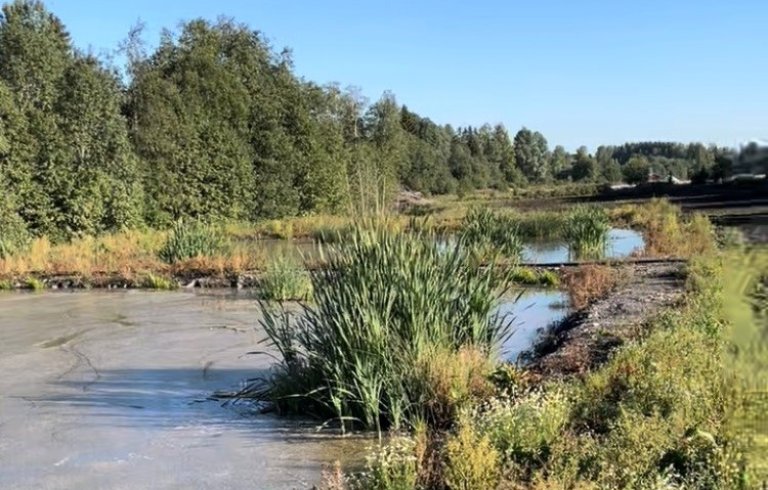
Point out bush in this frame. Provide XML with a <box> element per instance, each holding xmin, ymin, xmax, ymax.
<box><xmin>510</xmin><ymin>267</ymin><xmax>561</xmax><ymax>288</ymax></box>
<box><xmin>0</xmin><ymin>201</ymin><xmax>30</xmax><ymax>259</ymax></box>
<box><xmin>474</xmin><ymin>387</ymin><xmax>571</xmax><ymax>469</ymax></box>
<box><xmin>140</xmin><ymin>273</ymin><xmax>177</xmax><ymax>290</ymax></box>
<box><xmin>361</xmin><ymin>437</ymin><xmax>420</xmax><ymax>490</ymax></box>
<box><xmin>624</xmin><ymin>199</ymin><xmax>715</xmax><ymax>257</ymax></box>
<box><xmin>561</xmin><ymin>265</ymin><xmax>618</xmax><ymax>309</ymax></box>
<box><xmin>257</xmin><ymin>224</ymin><xmax>512</xmax><ymax>432</ymax></box>
<box><xmin>444</xmin><ymin>417</ymin><xmax>501</xmax><ymax>490</ymax></box>
<box><xmin>158</xmin><ymin>220</ymin><xmax>228</xmax><ymax>264</ymax></box>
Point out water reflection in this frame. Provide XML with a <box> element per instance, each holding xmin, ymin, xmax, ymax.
<box><xmin>254</xmin><ymin>228</ymin><xmax>645</xmax><ymax>265</ymax></box>
<box><xmin>496</xmin><ymin>289</ymin><xmax>569</xmax><ymax>362</ymax></box>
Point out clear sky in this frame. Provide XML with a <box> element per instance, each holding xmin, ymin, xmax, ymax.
<box><xmin>46</xmin><ymin>0</ymin><xmax>767</xmax><ymax>151</ymax></box>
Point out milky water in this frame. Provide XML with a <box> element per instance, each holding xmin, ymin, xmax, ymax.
<box><xmin>0</xmin><ymin>289</ymin><xmax>566</xmax><ymax>489</ymax></box>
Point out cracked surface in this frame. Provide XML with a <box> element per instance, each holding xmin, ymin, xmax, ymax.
<box><xmin>0</xmin><ymin>291</ymin><xmax>369</xmax><ymax>490</ymax></box>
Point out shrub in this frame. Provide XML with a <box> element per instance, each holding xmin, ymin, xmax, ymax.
<box><xmin>24</xmin><ymin>277</ymin><xmax>44</xmax><ymax>291</ymax></box>
<box><xmin>510</xmin><ymin>267</ymin><xmax>561</xmax><ymax>288</ymax></box>
<box><xmin>510</xmin><ymin>267</ymin><xmax>539</xmax><ymax>285</ymax></box>
<box><xmin>0</xmin><ymin>202</ymin><xmax>30</xmax><ymax>260</ymax></box>
<box><xmin>563</xmin><ymin>206</ymin><xmax>609</xmax><ymax>260</ymax></box>
<box><xmin>444</xmin><ymin>417</ymin><xmax>501</xmax><ymax>490</ymax></box>
<box><xmin>474</xmin><ymin>387</ymin><xmax>571</xmax><ymax>470</ymax></box>
<box><xmin>411</xmin><ymin>346</ymin><xmax>494</xmax><ymax>427</ymax></box>
<box><xmin>561</xmin><ymin>265</ymin><xmax>618</xmax><ymax>309</ymax></box>
<box><xmin>625</xmin><ymin>199</ymin><xmax>715</xmax><ymax>257</ymax></box>
<box><xmin>362</xmin><ymin>437</ymin><xmax>420</xmax><ymax>490</ymax></box>
<box><xmin>257</xmin><ymin>224</ymin><xmax>512</xmax><ymax>432</ymax></box>
<box><xmin>258</xmin><ymin>255</ymin><xmax>312</xmax><ymax>301</ymax></box>
<box><xmin>158</xmin><ymin>220</ymin><xmax>228</xmax><ymax>264</ymax></box>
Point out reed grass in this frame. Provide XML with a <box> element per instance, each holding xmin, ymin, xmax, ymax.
<box><xmin>158</xmin><ymin>220</ymin><xmax>229</xmax><ymax>264</ymax></box>
<box><xmin>563</xmin><ymin>205</ymin><xmax>610</xmax><ymax>259</ymax></box>
<box><xmin>459</xmin><ymin>207</ymin><xmax>523</xmax><ymax>260</ymax></box>
<box><xmin>258</xmin><ymin>255</ymin><xmax>312</xmax><ymax>301</ymax></box>
<box><xmin>256</xmin><ymin>224</ymin><xmax>513</xmax><ymax>433</ymax></box>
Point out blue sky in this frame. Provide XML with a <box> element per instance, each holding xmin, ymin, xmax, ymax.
<box><xmin>46</xmin><ymin>0</ymin><xmax>767</xmax><ymax>151</ymax></box>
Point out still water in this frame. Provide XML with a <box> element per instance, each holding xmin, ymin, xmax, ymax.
<box><xmin>0</xmin><ymin>289</ymin><xmax>567</xmax><ymax>489</ymax></box>
<box><xmin>259</xmin><ymin>228</ymin><xmax>645</xmax><ymax>264</ymax></box>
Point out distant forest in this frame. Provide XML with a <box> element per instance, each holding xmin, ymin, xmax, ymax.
<box><xmin>0</xmin><ymin>1</ymin><xmax>752</xmax><ymax>240</ymax></box>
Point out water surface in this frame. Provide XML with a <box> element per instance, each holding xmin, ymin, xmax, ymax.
<box><xmin>0</xmin><ymin>289</ymin><xmax>567</xmax><ymax>489</ymax></box>
<box><xmin>257</xmin><ymin>228</ymin><xmax>645</xmax><ymax>264</ymax></box>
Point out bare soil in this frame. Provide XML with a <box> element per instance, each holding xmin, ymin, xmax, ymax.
<box><xmin>524</xmin><ymin>262</ymin><xmax>687</xmax><ymax>377</ymax></box>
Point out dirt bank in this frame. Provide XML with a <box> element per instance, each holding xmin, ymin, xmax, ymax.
<box><xmin>524</xmin><ymin>262</ymin><xmax>687</xmax><ymax>377</ymax></box>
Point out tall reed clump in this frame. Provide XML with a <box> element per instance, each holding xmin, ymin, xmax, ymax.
<box><xmin>512</xmin><ymin>211</ymin><xmax>567</xmax><ymax>241</ymax></box>
<box><xmin>257</xmin><ymin>224</ymin><xmax>512</xmax><ymax>433</ymax></box>
<box><xmin>563</xmin><ymin>205</ymin><xmax>609</xmax><ymax>260</ymax></box>
<box><xmin>259</xmin><ymin>255</ymin><xmax>312</xmax><ymax>301</ymax></box>
<box><xmin>459</xmin><ymin>207</ymin><xmax>522</xmax><ymax>261</ymax></box>
<box><xmin>158</xmin><ymin>220</ymin><xmax>228</xmax><ymax>264</ymax></box>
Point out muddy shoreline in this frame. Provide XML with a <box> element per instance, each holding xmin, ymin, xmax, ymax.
<box><xmin>0</xmin><ymin>257</ymin><xmax>685</xmax><ymax>291</ymax></box>
<box><xmin>522</xmin><ymin>262</ymin><xmax>687</xmax><ymax>377</ymax></box>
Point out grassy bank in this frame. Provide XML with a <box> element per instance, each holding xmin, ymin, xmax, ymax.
<box><xmin>307</xmin><ymin>208</ymin><xmax>760</xmax><ymax>489</ymax></box>
<box><xmin>0</xmin><ymin>198</ymin><xmax>706</xmax><ymax>290</ymax></box>
<box><xmin>724</xmin><ymin>250</ymin><xmax>768</xmax><ymax>485</ymax></box>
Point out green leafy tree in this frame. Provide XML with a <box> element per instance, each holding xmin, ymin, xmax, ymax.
<box><xmin>514</xmin><ymin>127</ymin><xmax>549</xmax><ymax>183</ymax></box>
<box><xmin>622</xmin><ymin>155</ymin><xmax>651</xmax><ymax>185</ymax></box>
<box><xmin>0</xmin><ymin>0</ymin><xmax>142</xmax><ymax>238</ymax></box>
<box><xmin>601</xmin><ymin>158</ymin><xmax>623</xmax><ymax>183</ymax></box>
<box><xmin>550</xmin><ymin>145</ymin><xmax>570</xmax><ymax>180</ymax></box>
<box><xmin>571</xmin><ymin>146</ymin><xmax>597</xmax><ymax>182</ymax></box>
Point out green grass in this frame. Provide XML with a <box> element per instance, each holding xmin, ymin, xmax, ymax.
<box><xmin>0</xmin><ymin>278</ymin><xmax>13</xmax><ymax>290</ymax></box>
<box><xmin>140</xmin><ymin>273</ymin><xmax>178</xmax><ymax>290</ymax></box>
<box><xmin>158</xmin><ymin>220</ymin><xmax>228</xmax><ymax>264</ymax></box>
<box><xmin>512</xmin><ymin>211</ymin><xmax>568</xmax><ymax>241</ymax></box>
<box><xmin>725</xmin><ymin>249</ymin><xmax>768</xmax><ymax>485</ymax></box>
<box><xmin>563</xmin><ymin>205</ymin><xmax>610</xmax><ymax>260</ymax></box>
<box><xmin>24</xmin><ymin>277</ymin><xmax>44</xmax><ymax>291</ymax></box>
<box><xmin>509</xmin><ymin>267</ymin><xmax>560</xmax><ymax>288</ymax></box>
<box><xmin>255</xmin><ymin>223</ymin><xmax>512</xmax><ymax>433</ymax></box>
<box><xmin>258</xmin><ymin>255</ymin><xmax>312</xmax><ymax>301</ymax></box>
<box><xmin>459</xmin><ymin>207</ymin><xmax>523</xmax><ymax>260</ymax></box>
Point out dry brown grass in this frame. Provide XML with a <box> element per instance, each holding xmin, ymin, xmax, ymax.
<box><xmin>0</xmin><ymin>229</ymin><xmax>269</xmax><ymax>281</ymax></box>
<box><xmin>561</xmin><ymin>264</ymin><xmax>620</xmax><ymax>310</ymax></box>
<box><xmin>614</xmin><ymin>199</ymin><xmax>715</xmax><ymax>258</ymax></box>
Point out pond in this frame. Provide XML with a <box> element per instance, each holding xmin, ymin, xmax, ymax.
<box><xmin>498</xmin><ymin>289</ymin><xmax>569</xmax><ymax>361</ymax></box>
<box><xmin>0</xmin><ymin>289</ymin><xmax>567</xmax><ymax>489</ymax></box>
<box><xmin>522</xmin><ymin>228</ymin><xmax>644</xmax><ymax>263</ymax></box>
<box><xmin>257</xmin><ymin>228</ymin><xmax>645</xmax><ymax>265</ymax></box>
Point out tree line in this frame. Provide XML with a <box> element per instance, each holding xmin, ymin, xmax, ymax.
<box><xmin>0</xmin><ymin>1</ymin><xmax>737</xmax><ymax>241</ymax></box>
